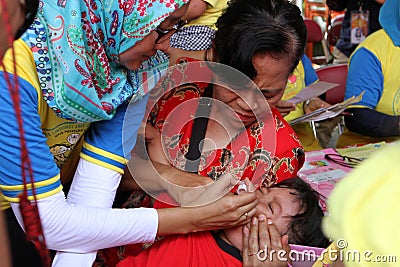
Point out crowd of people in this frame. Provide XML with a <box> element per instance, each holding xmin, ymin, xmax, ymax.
<box><xmin>1</xmin><ymin>0</ymin><xmax>400</xmax><ymax>266</ymax></box>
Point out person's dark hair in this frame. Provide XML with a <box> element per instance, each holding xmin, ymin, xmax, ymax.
<box><xmin>271</xmin><ymin>177</ymin><xmax>330</xmax><ymax>248</ymax></box>
<box><xmin>213</xmin><ymin>0</ymin><xmax>306</xmax><ymax>80</ymax></box>
<box><xmin>14</xmin><ymin>0</ymin><xmax>39</xmax><ymax>39</ymax></box>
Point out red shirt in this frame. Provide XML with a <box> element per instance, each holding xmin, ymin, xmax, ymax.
<box><xmin>116</xmin><ymin>231</ymin><xmax>241</xmax><ymax>267</ymax></box>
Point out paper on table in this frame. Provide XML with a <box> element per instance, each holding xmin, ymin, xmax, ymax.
<box><xmin>298</xmin><ymin>148</ymin><xmax>352</xmax><ymax>199</ymax></box>
<box><xmin>289</xmin><ymin>92</ymin><xmax>364</xmax><ymax>126</ymax></box>
<box><xmin>286</xmin><ymin>81</ymin><xmax>339</xmax><ymax>104</ymax></box>
<box><xmin>336</xmin><ymin>141</ymin><xmax>387</xmax><ymax>160</ymax></box>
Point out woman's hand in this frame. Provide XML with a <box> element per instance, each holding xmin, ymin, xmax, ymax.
<box><xmin>242</xmin><ymin>215</ymin><xmax>290</xmax><ymax>267</ymax></box>
<box><xmin>193</xmin><ymin>190</ymin><xmax>258</xmax><ymax>230</ymax></box>
<box><xmin>303</xmin><ymin>98</ymin><xmax>331</xmax><ymax>114</ymax></box>
<box><xmin>275</xmin><ymin>100</ymin><xmax>296</xmax><ymax>117</ymax></box>
<box><xmin>157</xmin><ymin>190</ymin><xmax>258</xmax><ymax>235</ymax></box>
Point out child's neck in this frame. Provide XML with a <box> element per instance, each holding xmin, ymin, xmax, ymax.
<box><xmin>219</xmin><ymin>226</ymin><xmax>243</xmax><ymax>252</ymax></box>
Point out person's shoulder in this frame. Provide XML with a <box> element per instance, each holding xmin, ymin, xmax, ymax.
<box><xmin>359</xmin><ymin>29</ymin><xmax>390</xmax><ymax>48</ymax></box>
<box><xmin>203</xmin><ymin>0</ymin><xmax>220</xmax><ymax>8</ymax></box>
<box><xmin>213</xmin><ymin>0</ymin><xmax>229</xmax><ymax>9</ymax></box>
<box><xmin>354</xmin><ymin>29</ymin><xmax>395</xmax><ymax>62</ymax></box>
<box><xmin>1</xmin><ymin>39</ymin><xmax>39</xmax><ymax>90</ymax></box>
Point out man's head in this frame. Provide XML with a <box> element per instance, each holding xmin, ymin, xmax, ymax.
<box><xmin>256</xmin><ymin>177</ymin><xmax>330</xmax><ymax>248</ymax></box>
<box><xmin>209</xmin><ymin>0</ymin><xmax>307</xmax><ymax>117</ymax></box>
<box><xmin>213</xmin><ymin>0</ymin><xmax>306</xmax><ymax>79</ymax></box>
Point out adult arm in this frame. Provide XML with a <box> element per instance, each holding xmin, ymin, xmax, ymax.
<box><xmin>344</xmin><ymin>108</ymin><xmax>400</xmax><ymax>137</ymax></box>
<box><xmin>345</xmin><ymin>47</ymin><xmax>383</xmax><ymax>108</ymax></box>
<box><xmin>121</xmin><ymin>157</ymin><xmax>230</xmax><ymax>206</ymax></box>
<box><xmin>181</xmin><ymin>0</ymin><xmax>208</xmax><ymax>21</ymax></box>
<box><xmin>157</xmin><ymin>192</ymin><xmax>258</xmax><ymax>235</ymax></box>
<box><xmin>343</xmin><ymin>47</ymin><xmax>394</xmax><ymax>137</ymax></box>
<box><xmin>123</xmin><ymin>117</ymin><xmax>244</xmax><ymax>205</ymax></box>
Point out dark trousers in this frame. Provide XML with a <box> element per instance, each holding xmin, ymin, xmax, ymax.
<box><xmin>5</xmin><ymin>208</ymin><xmax>45</xmax><ymax>267</ymax></box>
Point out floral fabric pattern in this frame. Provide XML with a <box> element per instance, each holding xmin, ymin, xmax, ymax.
<box><xmin>148</xmin><ymin>58</ymin><xmax>305</xmax><ymax>187</ymax></box>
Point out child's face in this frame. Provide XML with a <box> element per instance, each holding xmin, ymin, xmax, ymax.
<box><xmin>255</xmin><ymin>186</ymin><xmax>301</xmax><ymax>235</ymax></box>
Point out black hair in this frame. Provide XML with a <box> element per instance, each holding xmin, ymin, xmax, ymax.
<box><xmin>271</xmin><ymin>177</ymin><xmax>330</xmax><ymax>248</ymax></box>
<box><xmin>15</xmin><ymin>0</ymin><xmax>39</xmax><ymax>39</ymax></box>
<box><xmin>213</xmin><ymin>0</ymin><xmax>306</xmax><ymax>80</ymax></box>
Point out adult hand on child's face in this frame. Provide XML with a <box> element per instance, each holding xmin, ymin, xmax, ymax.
<box><xmin>166</xmin><ymin>170</ymin><xmax>232</xmax><ymax>206</ymax></box>
<box><xmin>242</xmin><ymin>215</ymin><xmax>290</xmax><ymax>267</ymax></box>
<box><xmin>192</xmin><ymin>190</ymin><xmax>258</xmax><ymax>231</ymax></box>
<box><xmin>275</xmin><ymin>100</ymin><xmax>296</xmax><ymax>117</ymax></box>
<box><xmin>187</xmin><ymin>173</ymin><xmax>248</xmax><ymax>206</ymax></box>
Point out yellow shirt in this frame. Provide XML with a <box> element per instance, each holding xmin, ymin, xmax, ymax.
<box><xmin>187</xmin><ymin>0</ymin><xmax>229</xmax><ymax>30</ymax></box>
<box><xmin>322</xmin><ymin>142</ymin><xmax>400</xmax><ymax>266</ymax></box>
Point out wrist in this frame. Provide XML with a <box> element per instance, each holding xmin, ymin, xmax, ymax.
<box><xmin>157</xmin><ymin>207</ymin><xmax>194</xmax><ymax>235</ymax></box>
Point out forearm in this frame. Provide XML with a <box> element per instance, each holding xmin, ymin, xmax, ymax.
<box><xmin>11</xmin><ymin>192</ymin><xmax>158</xmax><ymax>253</ymax></box>
<box><xmin>67</xmin><ymin>158</ymin><xmax>121</xmax><ymax>207</ymax></box>
<box><xmin>156</xmin><ymin>206</ymin><xmax>195</xmax><ymax>235</ymax></box>
<box><xmin>156</xmin><ymin>191</ymin><xmax>258</xmax><ymax>236</ymax></box>
<box><xmin>345</xmin><ymin>108</ymin><xmax>400</xmax><ymax>137</ymax></box>
<box><xmin>121</xmin><ymin>157</ymin><xmax>181</xmax><ymax>192</ymax></box>
<box><xmin>122</xmin><ymin>157</ymin><xmax>212</xmax><ymax>204</ymax></box>
<box><xmin>60</xmin><ymin>159</ymin><xmax>133</xmax><ymax>265</ymax></box>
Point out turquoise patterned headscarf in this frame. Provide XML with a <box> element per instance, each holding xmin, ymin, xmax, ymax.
<box><xmin>22</xmin><ymin>0</ymin><xmax>188</xmax><ymax>122</ymax></box>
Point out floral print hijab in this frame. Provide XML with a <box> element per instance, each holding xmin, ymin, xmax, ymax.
<box><xmin>22</xmin><ymin>0</ymin><xmax>188</xmax><ymax>122</ymax></box>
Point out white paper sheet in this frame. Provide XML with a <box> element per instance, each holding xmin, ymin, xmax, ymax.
<box><xmin>286</xmin><ymin>81</ymin><xmax>339</xmax><ymax>104</ymax></box>
<box><xmin>289</xmin><ymin>92</ymin><xmax>364</xmax><ymax>125</ymax></box>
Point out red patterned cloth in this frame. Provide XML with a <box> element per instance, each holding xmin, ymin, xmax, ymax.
<box><xmin>116</xmin><ymin>231</ymin><xmax>241</xmax><ymax>267</ymax></box>
<box><xmin>97</xmin><ymin>58</ymin><xmax>304</xmax><ymax>266</ymax></box>
<box><xmin>148</xmin><ymin>58</ymin><xmax>304</xmax><ymax>187</ymax></box>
